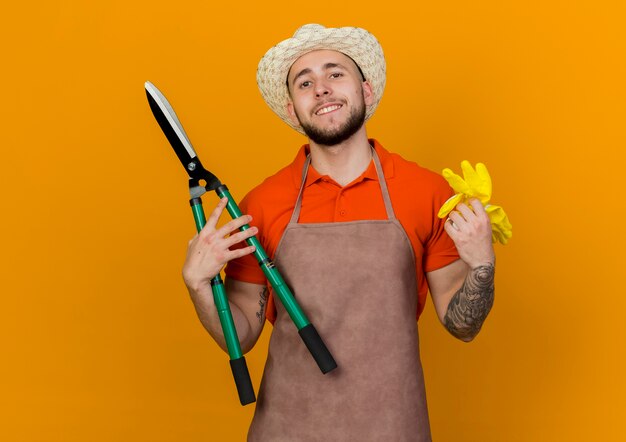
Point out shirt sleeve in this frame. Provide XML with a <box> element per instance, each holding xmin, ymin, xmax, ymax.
<box><xmin>422</xmin><ymin>176</ymin><xmax>460</xmax><ymax>272</ymax></box>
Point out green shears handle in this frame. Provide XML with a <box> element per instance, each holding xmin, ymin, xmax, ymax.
<box><xmin>190</xmin><ymin>197</ymin><xmax>256</xmax><ymax>406</ymax></box>
<box><xmin>215</xmin><ymin>185</ymin><xmax>337</xmax><ymax>375</ymax></box>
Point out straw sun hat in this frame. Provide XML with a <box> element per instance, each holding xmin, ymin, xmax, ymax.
<box><xmin>257</xmin><ymin>24</ymin><xmax>386</xmax><ymax>134</ymax></box>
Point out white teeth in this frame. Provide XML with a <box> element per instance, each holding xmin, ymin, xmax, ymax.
<box><xmin>316</xmin><ymin>105</ymin><xmax>341</xmax><ymax>115</ymax></box>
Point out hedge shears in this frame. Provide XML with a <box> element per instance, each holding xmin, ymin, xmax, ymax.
<box><xmin>144</xmin><ymin>81</ymin><xmax>337</xmax><ymax>406</ymax></box>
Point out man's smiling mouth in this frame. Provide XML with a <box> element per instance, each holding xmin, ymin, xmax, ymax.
<box><xmin>315</xmin><ymin>104</ymin><xmax>342</xmax><ymax>115</ymax></box>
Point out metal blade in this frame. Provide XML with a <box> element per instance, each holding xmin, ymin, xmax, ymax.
<box><xmin>145</xmin><ymin>81</ymin><xmax>198</xmax><ymax>169</ymax></box>
<box><xmin>145</xmin><ymin>81</ymin><xmax>222</xmax><ymax>192</ymax></box>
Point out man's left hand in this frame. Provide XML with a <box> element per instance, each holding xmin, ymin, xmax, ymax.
<box><xmin>444</xmin><ymin>198</ymin><xmax>495</xmax><ymax>269</ymax></box>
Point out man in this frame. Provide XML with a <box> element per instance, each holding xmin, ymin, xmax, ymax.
<box><xmin>182</xmin><ymin>24</ymin><xmax>495</xmax><ymax>441</ymax></box>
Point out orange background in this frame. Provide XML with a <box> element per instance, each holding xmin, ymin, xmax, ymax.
<box><xmin>2</xmin><ymin>1</ymin><xmax>624</xmax><ymax>440</ymax></box>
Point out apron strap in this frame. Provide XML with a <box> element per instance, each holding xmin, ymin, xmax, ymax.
<box><xmin>371</xmin><ymin>147</ymin><xmax>396</xmax><ymax>220</ymax></box>
<box><xmin>289</xmin><ymin>155</ymin><xmax>311</xmax><ymax>224</ymax></box>
<box><xmin>290</xmin><ymin>146</ymin><xmax>396</xmax><ymax>224</ymax></box>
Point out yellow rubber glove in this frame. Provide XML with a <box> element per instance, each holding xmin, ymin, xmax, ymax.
<box><xmin>438</xmin><ymin>161</ymin><xmax>512</xmax><ymax>244</ymax></box>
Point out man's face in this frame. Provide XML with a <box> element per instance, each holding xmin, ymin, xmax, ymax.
<box><xmin>286</xmin><ymin>50</ymin><xmax>373</xmax><ymax>146</ymax></box>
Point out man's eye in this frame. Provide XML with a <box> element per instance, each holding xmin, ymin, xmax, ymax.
<box><xmin>330</xmin><ymin>72</ymin><xmax>343</xmax><ymax>79</ymax></box>
<box><xmin>300</xmin><ymin>81</ymin><xmax>311</xmax><ymax>88</ymax></box>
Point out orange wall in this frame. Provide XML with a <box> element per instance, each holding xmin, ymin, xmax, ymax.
<box><xmin>2</xmin><ymin>1</ymin><xmax>624</xmax><ymax>440</ymax></box>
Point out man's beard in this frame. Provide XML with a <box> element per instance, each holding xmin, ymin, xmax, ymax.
<box><xmin>296</xmin><ymin>101</ymin><xmax>366</xmax><ymax>146</ymax></box>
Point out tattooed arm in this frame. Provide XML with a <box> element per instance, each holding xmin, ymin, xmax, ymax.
<box><xmin>255</xmin><ymin>286</ymin><xmax>269</xmax><ymax>324</ymax></box>
<box><xmin>187</xmin><ymin>278</ymin><xmax>268</xmax><ymax>354</ymax></box>
<box><xmin>427</xmin><ymin>199</ymin><xmax>496</xmax><ymax>342</ymax></box>
<box><xmin>434</xmin><ymin>262</ymin><xmax>495</xmax><ymax>341</ymax></box>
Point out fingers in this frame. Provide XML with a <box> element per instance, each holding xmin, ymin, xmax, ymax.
<box><xmin>470</xmin><ymin>199</ymin><xmax>490</xmax><ymax>219</ymax></box>
<box><xmin>447</xmin><ymin>203</ymin><xmax>474</xmax><ymax>232</ymax></box>
<box><xmin>191</xmin><ymin>196</ymin><xmax>257</xmax><ymax>253</ymax></box>
<box><xmin>446</xmin><ymin>199</ymin><xmax>490</xmax><ymax>234</ymax></box>
<box><xmin>199</xmin><ymin>198</ymin><xmax>255</xmax><ymax>241</ymax></box>
<box><xmin>203</xmin><ymin>197</ymin><xmax>228</xmax><ymax>232</ymax></box>
<box><xmin>447</xmin><ymin>211</ymin><xmax>464</xmax><ymax>229</ymax></box>
<box><xmin>444</xmin><ymin>217</ymin><xmax>461</xmax><ymax>242</ymax></box>
<box><xmin>215</xmin><ymin>214</ymin><xmax>253</xmax><ymax>239</ymax></box>
<box><xmin>225</xmin><ymin>244</ymin><xmax>257</xmax><ymax>261</ymax></box>
<box><xmin>456</xmin><ymin>202</ymin><xmax>476</xmax><ymax>221</ymax></box>
<box><xmin>454</xmin><ymin>199</ymin><xmax>487</xmax><ymax>219</ymax></box>
<box><xmin>223</xmin><ymin>225</ymin><xmax>258</xmax><ymax>249</ymax></box>
<box><xmin>216</xmin><ymin>222</ymin><xmax>258</xmax><ymax>264</ymax></box>
<box><xmin>445</xmin><ymin>217</ymin><xmax>459</xmax><ymax>232</ymax></box>
<box><xmin>198</xmin><ymin>201</ymin><xmax>257</xmax><ymax>258</ymax></box>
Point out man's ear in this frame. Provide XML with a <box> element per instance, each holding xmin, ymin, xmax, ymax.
<box><xmin>362</xmin><ymin>80</ymin><xmax>374</xmax><ymax>106</ymax></box>
<box><xmin>287</xmin><ymin>101</ymin><xmax>301</xmax><ymax>127</ymax></box>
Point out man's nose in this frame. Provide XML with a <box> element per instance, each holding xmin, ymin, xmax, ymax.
<box><xmin>314</xmin><ymin>80</ymin><xmax>330</xmax><ymax>97</ymax></box>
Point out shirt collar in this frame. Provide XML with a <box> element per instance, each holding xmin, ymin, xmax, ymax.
<box><xmin>290</xmin><ymin>139</ymin><xmax>395</xmax><ymax>189</ymax></box>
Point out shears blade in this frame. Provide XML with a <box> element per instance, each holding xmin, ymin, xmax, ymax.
<box><xmin>145</xmin><ymin>81</ymin><xmax>221</xmax><ymax>192</ymax></box>
<box><xmin>145</xmin><ymin>81</ymin><xmax>198</xmax><ymax>169</ymax></box>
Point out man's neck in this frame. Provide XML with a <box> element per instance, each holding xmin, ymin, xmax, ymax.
<box><xmin>308</xmin><ymin>129</ymin><xmax>372</xmax><ymax>187</ymax></box>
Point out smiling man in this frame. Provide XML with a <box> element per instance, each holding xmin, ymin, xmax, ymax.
<box><xmin>287</xmin><ymin>50</ymin><xmax>370</xmax><ymax>147</ymax></box>
<box><xmin>182</xmin><ymin>24</ymin><xmax>496</xmax><ymax>441</ymax></box>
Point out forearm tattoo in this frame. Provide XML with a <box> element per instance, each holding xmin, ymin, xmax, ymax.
<box><xmin>255</xmin><ymin>287</ymin><xmax>268</xmax><ymax>324</ymax></box>
<box><xmin>444</xmin><ymin>263</ymin><xmax>495</xmax><ymax>340</ymax></box>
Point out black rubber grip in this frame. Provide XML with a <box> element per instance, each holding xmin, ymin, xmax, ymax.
<box><xmin>298</xmin><ymin>324</ymin><xmax>337</xmax><ymax>374</ymax></box>
<box><xmin>229</xmin><ymin>357</ymin><xmax>256</xmax><ymax>406</ymax></box>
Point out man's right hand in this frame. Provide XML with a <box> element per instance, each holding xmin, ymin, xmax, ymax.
<box><xmin>182</xmin><ymin>197</ymin><xmax>258</xmax><ymax>298</ymax></box>
<box><xmin>181</xmin><ymin>198</ymin><xmax>266</xmax><ymax>354</ymax></box>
